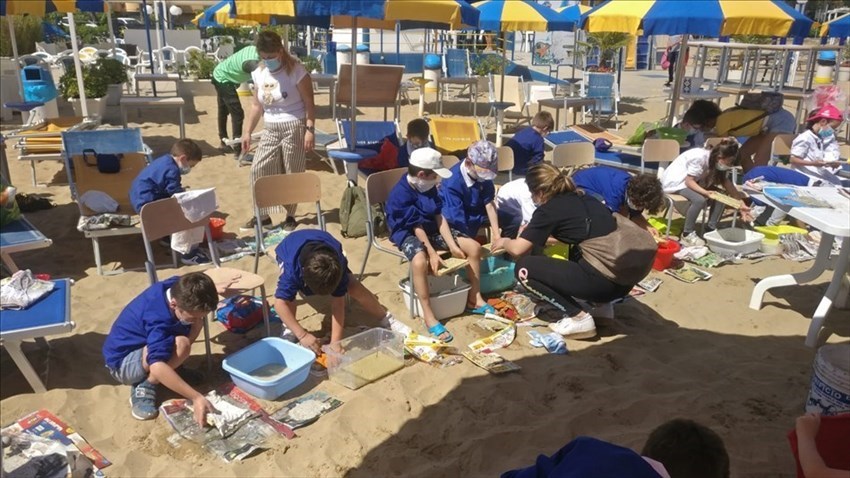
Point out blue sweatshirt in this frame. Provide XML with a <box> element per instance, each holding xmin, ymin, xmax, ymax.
<box><xmin>573</xmin><ymin>166</ymin><xmax>635</xmax><ymax>214</ymax></box>
<box><xmin>103</xmin><ymin>276</ymin><xmax>189</xmax><ymax>369</ymax></box>
<box><xmin>274</xmin><ymin>229</ymin><xmax>350</xmax><ymax>301</ymax></box>
<box><xmin>506</xmin><ymin>127</ymin><xmax>544</xmax><ymax>176</ymax></box>
<box><xmin>386</xmin><ymin>176</ymin><xmax>443</xmax><ymax>248</ymax></box>
<box><xmin>130</xmin><ymin>154</ymin><xmax>183</xmax><ymax>213</ymax></box>
<box><xmin>440</xmin><ymin>162</ymin><xmax>496</xmax><ymax>236</ymax></box>
<box><xmin>743</xmin><ymin>166</ymin><xmax>811</xmax><ymax>186</ymax></box>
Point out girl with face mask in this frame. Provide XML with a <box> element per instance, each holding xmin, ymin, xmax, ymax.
<box><xmin>658</xmin><ymin>138</ymin><xmax>753</xmax><ymax>247</ymax></box>
<box><xmin>240</xmin><ymin>30</ymin><xmax>316</xmax><ymax>233</ymax></box>
<box><xmin>789</xmin><ymin>104</ymin><xmax>845</xmax><ymax>186</ymax></box>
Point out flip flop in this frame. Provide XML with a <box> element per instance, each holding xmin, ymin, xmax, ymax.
<box><xmin>466</xmin><ymin>303</ymin><xmax>497</xmax><ymax>316</ymax></box>
<box><xmin>427</xmin><ymin>322</ymin><xmax>453</xmax><ymax>343</ymax></box>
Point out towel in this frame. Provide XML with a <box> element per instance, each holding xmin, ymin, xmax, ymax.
<box><xmin>0</xmin><ymin>270</ymin><xmax>55</xmax><ymax>310</ymax></box>
<box><xmin>171</xmin><ymin>188</ymin><xmax>217</xmax><ymax>254</ymax></box>
<box><xmin>527</xmin><ymin>330</ymin><xmax>567</xmax><ymax>355</ymax></box>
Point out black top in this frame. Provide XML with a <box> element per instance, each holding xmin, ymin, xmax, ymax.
<box><xmin>521</xmin><ymin>193</ymin><xmax>616</xmax><ymax>260</ymax></box>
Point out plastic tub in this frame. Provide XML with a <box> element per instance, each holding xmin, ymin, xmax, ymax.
<box><xmin>806</xmin><ymin>343</ymin><xmax>850</xmax><ymax>415</ymax></box>
<box><xmin>399</xmin><ymin>274</ymin><xmax>470</xmax><ymax>320</ymax></box>
<box><xmin>460</xmin><ymin>256</ymin><xmax>515</xmax><ymax>295</ymax></box>
<box><xmin>544</xmin><ymin>243</ymin><xmax>571</xmax><ymax>261</ymax></box>
<box><xmin>653</xmin><ymin>240</ymin><xmax>681</xmax><ymax>271</ymax></box>
<box><xmin>323</xmin><ymin>328</ymin><xmax>405</xmax><ymax>390</ymax></box>
<box><xmin>704</xmin><ymin>228</ymin><xmax>764</xmax><ymax>255</ymax></box>
<box><xmin>222</xmin><ymin>337</ymin><xmax>315</xmax><ymax>400</ymax></box>
<box><xmin>754</xmin><ymin>225</ymin><xmax>807</xmax><ymax>241</ymax></box>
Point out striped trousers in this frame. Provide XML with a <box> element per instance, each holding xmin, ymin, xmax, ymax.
<box><xmin>250</xmin><ymin>118</ymin><xmax>306</xmax><ymax>217</ymax></box>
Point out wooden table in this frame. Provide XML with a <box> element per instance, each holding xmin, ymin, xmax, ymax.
<box><xmin>537</xmin><ymin>97</ymin><xmax>596</xmax><ymax>130</ymax></box>
<box><xmin>121</xmin><ymin>96</ymin><xmax>186</xmax><ymax>138</ymax></box>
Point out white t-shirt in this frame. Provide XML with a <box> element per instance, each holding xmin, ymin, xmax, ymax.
<box><xmin>495</xmin><ymin>178</ymin><xmax>536</xmax><ymax>224</ymax></box>
<box><xmin>660</xmin><ymin>147</ymin><xmax>711</xmax><ymax>193</ymax></box>
<box><xmin>252</xmin><ymin>62</ymin><xmax>308</xmax><ymax>123</ymax></box>
<box><xmin>790</xmin><ymin>129</ymin><xmax>843</xmax><ymax>185</ymax></box>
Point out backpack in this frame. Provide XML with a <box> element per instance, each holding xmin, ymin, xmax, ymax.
<box><xmin>739</xmin><ymin>91</ymin><xmax>784</xmax><ymax>115</ymax></box>
<box><xmin>215</xmin><ymin>295</ymin><xmax>264</xmax><ymax>333</ymax></box>
<box><xmin>714</xmin><ymin>107</ymin><xmax>767</xmax><ymax>137</ymax></box>
<box><xmin>339</xmin><ymin>183</ymin><xmax>387</xmax><ymax>239</ymax></box>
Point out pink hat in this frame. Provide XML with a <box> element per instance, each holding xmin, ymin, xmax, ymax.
<box><xmin>807</xmin><ymin>104</ymin><xmax>843</xmax><ymax>122</ymax></box>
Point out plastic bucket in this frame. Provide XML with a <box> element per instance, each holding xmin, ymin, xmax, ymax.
<box><xmin>806</xmin><ymin>344</ymin><xmax>850</xmax><ymax>415</ymax></box>
<box><xmin>652</xmin><ymin>240</ymin><xmax>680</xmax><ymax>271</ymax></box>
<box><xmin>206</xmin><ymin>217</ymin><xmax>226</xmax><ymax>241</ymax></box>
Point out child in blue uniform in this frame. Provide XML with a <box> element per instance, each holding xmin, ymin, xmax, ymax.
<box><xmin>130</xmin><ymin>139</ymin><xmax>207</xmax><ymax>265</ymax></box>
<box><xmin>505</xmin><ymin>111</ymin><xmax>553</xmax><ymax>176</ymax></box>
<box><xmin>397</xmin><ymin>118</ymin><xmax>431</xmax><ymax>168</ymax></box>
<box><xmin>103</xmin><ymin>272</ymin><xmax>219</xmax><ymax>424</ymax></box>
<box><xmin>385</xmin><ymin>147</ymin><xmax>492</xmax><ymax>342</ymax></box>
<box><xmin>572</xmin><ymin>166</ymin><xmax>664</xmax><ymax>235</ymax></box>
<box><xmin>273</xmin><ymin>229</ymin><xmax>400</xmax><ymax>353</ymax></box>
<box><xmin>440</xmin><ymin>140</ymin><xmax>501</xmax><ymax>240</ymax></box>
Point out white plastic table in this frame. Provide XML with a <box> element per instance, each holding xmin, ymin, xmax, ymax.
<box><xmin>749</xmin><ymin>187</ymin><xmax>850</xmax><ymax>347</ymax></box>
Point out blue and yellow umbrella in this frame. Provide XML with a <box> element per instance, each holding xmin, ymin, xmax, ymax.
<box><xmin>820</xmin><ymin>13</ymin><xmax>850</xmax><ymax>38</ymax></box>
<box><xmin>193</xmin><ymin>0</ymin><xmax>258</xmax><ymax>28</ymax></box>
<box><xmin>556</xmin><ymin>3</ymin><xmax>592</xmax><ymax>25</ymax></box>
<box><xmin>475</xmin><ymin>0</ymin><xmax>572</xmax><ymax>32</ymax></box>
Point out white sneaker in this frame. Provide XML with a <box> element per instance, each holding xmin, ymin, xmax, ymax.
<box><xmin>549</xmin><ymin>311</ymin><xmax>597</xmax><ymax>339</ymax></box>
<box><xmin>380</xmin><ymin>313</ymin><xmax>412</xmax><ymax>336</ymax></box>
<box><xmin>280</xmin><ymin>328</ymin><xmax>298</xmax><ymax>343</ymax></box>
<box><xmin>680</xmin><ymin>232</ymin><xmax>706</xmax><ymax>248</ymax></box>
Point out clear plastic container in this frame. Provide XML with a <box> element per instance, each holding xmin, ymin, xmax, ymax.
<box><xmin>322</xmin><ymin>328</ymin><xmax>405</xmax><ymax>390</ymax></box>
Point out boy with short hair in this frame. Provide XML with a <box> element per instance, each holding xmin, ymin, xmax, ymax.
<box><xmin>274</xmin><ymin>229</ymin><xmax>402</xmax><ymax>354</ymax></box>
<box><xmin>397</xmin><ymin>118</ymin><xmax>432</xmax><ymax>167</ymax></box>
<box><xmin>103</xmin><ymin>272</ymin><xmax>219</xmax><ymax>425</ymax></box>
<box><xmin>505</xmin><ymin>111</ymin><xmax>553</xmax><ymax>176</ymax></box>
<box><xmin>572</xmin><ymin>166</ymin><xmax>665</xmax><ymax>235</ymax></box>
<box><xmin>440</xmin><ymin>140</ymin><xmax>501</xmax><ymax>241</ymax></box>
<box><xmin>130</xmin><ymin>139</ymin><xmax>208</xmax><ymax>265</ymax></box>
<box><xmin>385</xmin><ymin>147</ymin><xmax>492</xmax><ymax>342</ymax></box>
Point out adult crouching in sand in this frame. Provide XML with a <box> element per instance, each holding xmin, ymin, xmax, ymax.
<box><xmin>492</xmin><ymin>164</ymin><xmax>657</xmax><ymax>340</ymax></box>
<box><xmin>240</xmin><ymin>30</ymin><xmax>315</xmax><ymax>232</ymax></box>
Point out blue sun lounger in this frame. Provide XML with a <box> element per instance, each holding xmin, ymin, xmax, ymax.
<box><xmin>545</xmin><ymin>130</ymin><xmax>651</xmax><ymax>173</ymax></box>
<box><xmin>1</xmin><ymin>279</ymin><xmax>74</xmax><ymax>393</ymax></box>
<box><xmin>0</xmin><ymin>216</ymin><xmax>53</xmax><ymax>273</ymax></box>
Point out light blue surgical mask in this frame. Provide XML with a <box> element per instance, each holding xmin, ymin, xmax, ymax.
<box><xmin>265</xmin><ymin>58</ymin><xmax>282</xmax><ymax>71</ymax></box>
<box><xmin>179</xmin><ymin>165</ymin><xmax>192</xmax><ymax>175</ymax></box>
<box><xmin>715</xmin><ymin>161</ymin><xmax>732</xmax><ymax>172</ymax></box>
<box><xmin>179</xmin><ymin>319</ymin><xmax>193</xmax><ymax>326</ymax></box>
<box><xmin>817</xmin><ymin>126</ymin><xmax>834</xmax><ymax>140</ymax></box>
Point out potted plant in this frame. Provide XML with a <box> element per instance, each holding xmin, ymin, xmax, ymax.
<box><xmin>472</xmin><ymin>53</ymin><xmax>507</xmax><ymax>92</ymax></box>
<box><xmin>178</xmin><ymin>50</ymin><xmax>217</xmax><ymax>96</ymax></box>
<box><xmin>300</xmin><ymin>55</ymin><xmax>322</xmax><ymax>74</ymax></box>
<box><xmin>93</xmin><ymin>57</ymin><xmax>128</xmax><ymax>106</ymax></box>
<box><xmin>586</xmin><ymin>32</ymin><xmax>631</xmax><ymax>72</ymax></box>
<box><xmin>59</xmin><ymin>64</ymin><xmax>108</xmax><ymax>117</ymax></box>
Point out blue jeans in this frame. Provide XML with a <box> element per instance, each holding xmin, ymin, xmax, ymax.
<box><xmin>107</xmin><ymin>347</ymin><xmax>147</xmax><ymax>385</ymax></box>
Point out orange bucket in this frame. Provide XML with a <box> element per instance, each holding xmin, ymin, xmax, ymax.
<box><xmin>652</xmin><ymin>240</ymin><xmax>681</xmax><ymax>271</ymax></box>
<box><xmin>207</xmin><ymin>217</ymin><xmax>226</xmax><ymax>241</ymax></box>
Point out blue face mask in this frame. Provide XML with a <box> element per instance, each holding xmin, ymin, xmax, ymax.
<box><xmin>265</xmin><ymin>58</ymin><xmax>281</xmax><ymax>71</ymax></box>
<box><xmin>817</xmin><ymin>127</ymin><xmax>834</xmax><ymax>140</ymax></box>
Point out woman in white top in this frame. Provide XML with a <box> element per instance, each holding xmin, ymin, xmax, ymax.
<box><xmin>240</xmin><ymin>31</ymin><xmax>315</xmax><ymax>231</ymax></box>
<box><xmin>659</xmin><ymin>138</ymin><xmax>751</xmax><ymax>247</ymax></box>
<box><xmin>789</xmin><ymin>104</ymin><xmax>844</xmax><ymax>186</ymax></box>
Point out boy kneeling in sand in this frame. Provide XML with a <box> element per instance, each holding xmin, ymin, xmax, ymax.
<box><xmin>103</xmin><ymin>272</ymin><xmax>218</xmax><ymax>424</ymax></box>
<box><xmin>274</xmin><ymin>229</ymin><xmax>405</xmax><ymax>354</ymax></box>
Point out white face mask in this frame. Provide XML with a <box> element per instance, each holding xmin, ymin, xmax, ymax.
<box><xmin>626</xmin><ymin>196</ymin><xmax>640</xmax><ymax>210</ymax></box>
<box><xmin>715</xmin><ymin>162</ymin><xmax>732</xmax><ymax>172</ymax></box>
<box><xmin>179</xmin><ymin>319</ymin><xmax>193</xmax><ymax>326</ymax></box>
<box><xmin>179</xmin><ymin>165</ymin><xmax>192</xmax><ymax>175</ymax></box>
<box><xmin>411</xmin><ymin>176</ymin><xmax>439</xmax><ymax>192</ymax></box>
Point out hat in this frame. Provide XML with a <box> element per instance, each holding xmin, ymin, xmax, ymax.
<box><xmin>410</xmin><ymin>147</ymin><xmax>452</xmax><ymax>178</ymax></box>
<box><xmin>807</xmin><ymin>103</ymin><xmax>843</xmax><ymax>122</ymax></box>
<box><xmin>467</xmin><ymin>140</ymin><xmax>498</xmax><ymax>173</ymax></box>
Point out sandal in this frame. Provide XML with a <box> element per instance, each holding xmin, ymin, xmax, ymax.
<box><xmin>466</xmin><ymin>303</ymin><xmax>496</xmax><ymax>316</ymax></box>
<box><xmin>427</xmin><ymin>322</ymin><xmax>453</xmax><ymax>343</ymax></box>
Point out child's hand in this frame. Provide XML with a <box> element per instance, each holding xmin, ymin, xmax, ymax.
<box><xmin>428</xmin><ymin>252</ymin><xmax>445</xmax><ymax>275</ymax></box>
<box><xmin>192</xmin><ymin>395</ymin><xmax>217</xmax><ymax>427</ymax></box>
<box><xmin>298</xmin><ymin>332</ymin><xmax>321</xmax><ymax>354</ymax></box>
<box><xmin>796</xmin><ymin>412</ymin><xmax>821</xmax><ymax>438</ymax></box>
<box><xmin>450</xmin><ymin>245</ymin><xmax>466</xmax><ymax>260</ymax></box>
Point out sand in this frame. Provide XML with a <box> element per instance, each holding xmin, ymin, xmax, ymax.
<box><xmin>1</xmin><ymin>68</ymin><xmax>848</xmax><ymax>477</ymax></box>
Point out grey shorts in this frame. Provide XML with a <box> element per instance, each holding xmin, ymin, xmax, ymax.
<box><xmin>399</xmin><ymin>229</ymin><xmax>465</xmax><ymax>261</ymax></box>
<box><xmin>108</xmin><ymin>347</ymin><xmax>147</xmax><ymax>385</ymax></box>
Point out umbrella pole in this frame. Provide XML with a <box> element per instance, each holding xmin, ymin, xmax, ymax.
<box><xmin>7</xmin><ymin>16</ymin><xmax>23</xmax><ymax>98</ymax></box>
<box><xmin>350</xmin><ymin>19</ymin><xmax>358</xmax><ymax>152</ymax></box>
<box><xmin>106</xmin><ymin>2</ymin><xmax>117</xmax><ymax>56</ymax></box>
<box><xmin>667</xmin><ymin>35</ymin><xmax>689</xmax><ymax>127</ymax></box>
<box><xmin>67</xmin><ymin>12</ymin><xmax>88</xmax><ymax>118</ymax></box>
<box><xmin>500</xmin><ymin>31</ymin><xmax>506</xmax><ymax>103</ymax></box>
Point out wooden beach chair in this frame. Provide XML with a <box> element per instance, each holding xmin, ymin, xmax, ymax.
<box><xmin>335</xmin><ymin>64</ymin><xmax>405</xmax><ymax>122</ymax></box>
<box><xmin>552</xmin><ymin>142</ymin><xmax>595</xmax><ymax>169</ymax></box>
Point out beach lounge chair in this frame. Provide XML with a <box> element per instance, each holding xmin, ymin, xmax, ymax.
<box><xmin>332</xmin><ymin>119</ymin><xmax>401</xmax><ymax>183</ymax></box>
<box><xmin>6</xmin><ymin>116</ymin><xmax>99</xmax><ymax>185</ymax></box>
<box><xmin>335</xmin><ymin>64</ymin><xmax>405</xmax><ymax>122</ymax></box>
<box><xmin>488</xmin><ymin>74</ymin><xmax>531</xmax><ymax>129</ymax></box>
<box><xmin>582</xmin><ymin>72</ymin><xmax>620</xmax><ymax>130</ymax></box>
<box><xmin>139</xmin><ymin>197</ymin><xmax>272</xmax><ymax>369</ymax></box>
<box><xmin>429</xmin><ymin>117</ymin><xmax>483</xmax><ymax>156</ymax></box>
<box><xmin>438</xmin><ymin>49</ymin><xmax>479</xmax><ymax>116</ymax></box>
<box><xmin>552</xmin><ymin>142</ymin><xmax>595</xmax><ymax>169</ymax></box>
<box><xmin>1</xmin><ymin>279</ymin><xmax>74</xmax><ymax>393</ymax></box>
<box><xmin>62</xmin><ymin>128</ymin><xmax>151</xmax><ymax>276</ymax></box>
<box><xmin>0</xmin><ymin>216</ymin><xmax>53</xmax><ymax>274</ymax></box>
<box><xmin>251</xmin><ymin>172</ymin><xmax>325</xmax><ymax>273</ymax></box>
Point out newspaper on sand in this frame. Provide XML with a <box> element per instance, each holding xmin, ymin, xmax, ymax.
<box><xmin>637</xmin><ymin>277</ymin><xmax>663</xmax><ymax>293</ymax></box>
<box><xmin>468</xmin><ymin>314</ymin><xmax>516</xmax><ymax>354</ymax></box>
<box><xmin>462</xmin><ymin>351</ymin><xmax>521</xmax><ymax>374</ymax></box>
<box><xmin>664</xmin><ymin>265</ymin><xmax>713</xmax><ymax>284</ymax></box>
<box><xmin>270</xmin><ymin>392</ymin><xmax>343</xmax><ymax>430</ymax></box>
<box><xmin>1</xmin><ymin>409</ymin><xmax>110</xmax><ymax>477</ymax></box>
<box><xmin>404</xmin><ymin>332</ymin><xmax>463</xmax><ymax>367</ymax></box>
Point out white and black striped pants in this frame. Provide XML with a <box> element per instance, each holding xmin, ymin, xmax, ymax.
<box><xmin>250</xmin><ymin>118</ymin><xmax>306</xmax><ymax>217</ymax></box>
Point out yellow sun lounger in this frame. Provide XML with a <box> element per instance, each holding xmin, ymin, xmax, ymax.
<box><xmin>7</xmin><ymin>116</ymin><xmax>99</xmax><ymax>185</ymax></box>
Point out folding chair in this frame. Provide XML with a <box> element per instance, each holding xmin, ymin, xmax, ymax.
<box><xmin>1</xmin><ymin>279</ymin><xmax>74</xmax><ymax>393</ymax></box>
<box><xmin>769</xmin><ymin>133</ymin><xmax>794</xmax><ymax>166</ymax></box>
<box><xmin>429</xmin><ymin>117</ymin><xmax>483</xmax><ymax>155</ymax></box>
<box><xmin>582</xmin><ymin>72</ymin><xmax>620</xmax><ymax>130</ymax></box>
<box><xmin>641</xmin><ymin>139</ymin><xmax>697</xmax><ymax>238</ymax></box>
<box><xmin>489</xmin><ymin>74</ymin><xmax>532</xmax><ymax>128</ymax></box>
<box><xmin>252</xmin><ymin>172</ymin><xmax>325</xmax><ymax>273</ymax></box>
<box><xmin>333</xmin><ymin>119</ymin><xmax>401</xmax><ymax>183</ymax></box>
<box><xmin>140</xmin><ymin>197</ymin><xmax>272</xmax><ymax>370</ymax></box>
<box><xmin>552</xmin><ymin>142</ymin><xmax>595</xmax><ymax>169</ymax></box>
<box><xmin>497</xmin><ymin>146</ymin><xmax>515</xmax><ymax>183</ymax></box>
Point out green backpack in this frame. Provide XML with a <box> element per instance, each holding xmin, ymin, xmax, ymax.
<box><xmin>339</xmin><ymin>183</ymin><xmax>387</xmax><ymax>239</ymax></box>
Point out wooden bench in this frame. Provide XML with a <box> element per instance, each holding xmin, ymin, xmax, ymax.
<box><xmin>120</xmin><ymin>96</ymin><xmax>185</xmax><ymax>138</ymax></box>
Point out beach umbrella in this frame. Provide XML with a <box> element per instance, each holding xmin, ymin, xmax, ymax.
<box><xmin>193</xmin><ymin>0</ymin><xmax>258</xmax><ymax>28</ymax></box>
<box><xmin>820</xmin><ymin>13</ymin><xmax>850</xmax><ymax>39</ymax></box>
<box><xmin>555</xmin><ymin>4</ymin><xmax>592</xmax><ymax>79</ymax></box>
<box><xmin>580</xmin><ymin>0</ymin><xmax>814</xmax><ymax>125</ymax></box>
<box><xmin>1</xmin><ymin>0</ymin><xmax>105</xmax><ymax>118</ymax></box>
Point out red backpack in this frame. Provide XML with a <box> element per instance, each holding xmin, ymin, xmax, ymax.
<box><xmin>215</xmin><ymin>295</ymin><xmax>264</xmax><ymax>333</ymax></box>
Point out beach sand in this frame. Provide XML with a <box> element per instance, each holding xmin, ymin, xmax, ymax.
<box><xmin>1</xmin><ymin>73</ymin><xmax>848</xmax><ymax>477</ymax></box>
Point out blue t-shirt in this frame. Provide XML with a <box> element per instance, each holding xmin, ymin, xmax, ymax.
<box><xmin>573</xmin><ymin>166</ymin><xmax>637</xmax><ymax>215</ymax></box>
<box><xmin>440</xmin><ymin>162</ymin><xmax>496</xmax><ymax>236</ymax></box>
<box><xmin>502</xmin><ymin>436</ymin><xmax>663</xmax><ymax>478</ymax></box>
<box><xmin>506</xmin><ymin>127</ymin><xmax>544</xmax><ymax>176</ymax></box>
<box><xmin>274</xmin><ymin>229</ymin><xmax>350</xmax><ymax>301</ymax></box>
<box><xmin>386</xmin><ymin>176</ymin><xmax>443</xmax><ymax>248</ymax></box>
<box><xmin>130</xmin><ymin>154</ymin><xmax>183</xmax><ymax>213</ymax></box>
<box><xmin>103</xmin><ymin>276</ymin><xmax>190</xmax><ymax>369</ymax></box>
<box><xmin>743</xmin><ymin>166</ymin><xmax>810</xmax><ymax>186</ymax></box>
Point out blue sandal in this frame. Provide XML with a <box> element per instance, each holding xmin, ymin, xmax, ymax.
<box><xmin>427</xmin><ymin>322</ymin><xmax>454</xmax><ymax>343</ymax></box>
<box><xmin>466</xmin><ymin>303</ymin><xmax>496</xmax><ymax>316</ymax></box>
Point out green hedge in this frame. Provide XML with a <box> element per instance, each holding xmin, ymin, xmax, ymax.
<box><xmin>0</xmin><ymin>16</ymin><xmax>43</xmax><ymax>57</ymax></box>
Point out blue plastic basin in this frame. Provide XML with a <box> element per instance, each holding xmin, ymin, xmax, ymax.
<box><xmin>461</xmin><ymin>256</ymin><xmax>516</xmax><ymax>295</ymax></box>
<box><xmin>222</xmin><ymin>337</ymin><xmax>315</xmax><ymax>400</ymax></box>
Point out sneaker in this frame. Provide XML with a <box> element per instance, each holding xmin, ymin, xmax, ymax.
<box><xmin>381</xmin><ymin>312</ymin><xmax>412</xmax><ymax>336</ymax></box>
<box><xmin>240</xmin><ymin>216</ymin><xmax>272</xmax><ymax>232</ymax></box>
<box><xmin>663</xmin><ymin>81</ymin><xmax>672</xmax><ymax>87</ymax></box>
<box><xmin>680</xmin><ymin>231</ymin><xmax>706</xmax><ymax>247</ymax></box>
<box><xmin>549</xmin><ymin>311</ymin><xmax>597</xmax><ymax>339</ymax></box>
<box><xmin>130</xmin><ymin>380</ymin><xmax>158</xmax><ymax>420</ymax></box>
<box><xmin>181</xmin><ymin>249</ymin><xmax>212</xmax><ymax>266</ymax></box>
<box><xmin>282</xmin><ymin>216</ymin><xmax>298</xmax><ymax>232</ymax></box>
<box><xmin>281</xmin><ymin>327</ymin><xmax>299</xmax><ymax>343</ymax></box>
<box><xmin>238</xmin><ymin>153</ymin><xmax>254</xmax><ymax>166</ymax></box>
